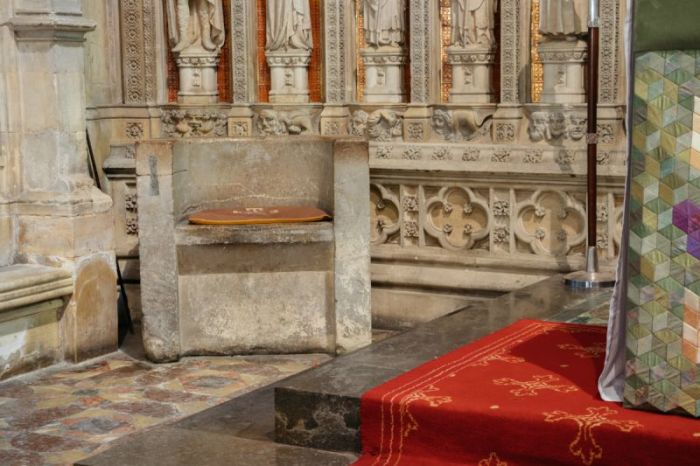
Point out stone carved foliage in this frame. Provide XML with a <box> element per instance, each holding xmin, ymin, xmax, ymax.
<box><xmin>255</xmin><ymin>109</ymin><xmax>314</xmax><ymax>136</ymax></box>
<box><xmin>432</xmin><ymin>109</ymin><xmax>492</xmax><ymax>142</ymax></box>
<box><xmin>370</xmin><ymin>184</ymin><xmax>400</xmax><ymax>245</ymax></box>
<box><xmin>515</xmin><ymin>191</ymin><xmax>586</xmax><ymax>256</ymax></box>
<box><xmin>125</xmin><ymin>185</ymin><xmax>139</xmax><ymax>236</ymax></box>
<box><xmin>162</xmin><ymin>110</ymin><xmax>227</xmax><ymax>138</ymax></box>
<box><xmin>425</xmin><ymin>187</ymin><xmax>490</xmax><ymax>251</ymax></box>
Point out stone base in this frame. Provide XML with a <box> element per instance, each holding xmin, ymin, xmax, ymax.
<box><xmin>267</xmin><ymin>50</ymin><xmax>311</xmax><ymax>104</ymax></box>
<box><xmin>538</xmin><ymin>40</ymin><xmax>587</xmax><ymax>104</ymax></box>
<box><xmin>0</xmin><ymin>265</ymin><xmax>73</xmax><ymax>380</ymax></box>
<box><xmin>360</xmin><ymin>47</ymin><xmax>407</xmax><ymax>103</ymax></box>
<box><xmin>176</xmin><ymin>50</ymin><xmax>220</xmax><ymax>105</ymax></box>
<box><xmin>446</xmin><ymin>46</ymin><xmax>496</xmax><ymax>104</ymax></box>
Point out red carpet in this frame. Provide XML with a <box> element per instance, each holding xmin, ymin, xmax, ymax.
<box><xmin>355</xmin><ymin>320</ymin><xmax>700</xmax><ymax>466</ymax></box>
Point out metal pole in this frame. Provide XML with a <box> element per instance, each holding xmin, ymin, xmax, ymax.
<box><xmin>564</xmin><ymin>0</ymin><xmax>615</xmax><ymax>289</ymax></box>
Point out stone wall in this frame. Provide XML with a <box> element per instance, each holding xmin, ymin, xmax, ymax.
<box><xmin>87</xmin><ymin>0</ymin><xmax>629</xmax><ymax>328</ymax></box>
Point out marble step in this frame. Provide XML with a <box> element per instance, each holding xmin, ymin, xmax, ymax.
<box><xmin>273</xmin><ymin>275</ymin><xmax>613</xmax><ymax>453</ymax></box>
<box><xmin>76</xmin><ymin>386</ymin><xmax>357</xmax><ymax>466</ymax></box>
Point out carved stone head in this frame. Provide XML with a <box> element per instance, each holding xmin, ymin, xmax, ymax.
<box><xmin>349</xmin><ymin>110</ymin><xmax>369</xmax><ymax>136</ymax></box>
<box><xmin>529</xmin><ymin>111</ymin><xmax>549</xmax><ymax>142</ymax></box>
<box><xmin>257</xmin><ymin>109</ymin><xmax>284</xmax><ymax>135</ymax></box>
<box><xmin>567</xmin><ymin>113</ymin><xmax>587</xmax><ymax>141</ymax></box>
<box><xmin>432</xmin><ymin>109</ymin><xmax>453</xmax><ymax>140</ymax></box>
<box><xmin>549</xmin><ymin>112</ymin><xmax>567</xmax><ymax>139</ymax></box>
<box><xmin>367</xmin><ymin>110</ymin><xmax>401</xmax><ymax>142</ymax></box>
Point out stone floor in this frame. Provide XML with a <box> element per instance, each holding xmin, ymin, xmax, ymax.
<box><xmin>78</xmin><ymin>276</ymin><xmax>614</xmax><ymax>466</ymax></box>
<box><xmin>0</xmin><ymin>329</ymin><xmax>331</xmax><ymax>466</ymax></box>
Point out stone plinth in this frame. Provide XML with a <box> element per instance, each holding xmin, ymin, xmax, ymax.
<box><xmin>176</xmin><ymin>51</ymin><xmax>220</xmax><ymax>105</ymax></box>
<box><xmin>538</xmin><ymin>40</ymin><xmax>588</xmax><ymax>104</ymax></box>
<box><xmin>447</xmin><ymin>46</ymin><xmax>496</xmax><ymax>104</ymax></box>
<box><xmin>266</xmin><ymin>50</ymin><xmax>312</xmax><ymax>104</ymax></box>
<box><xmin>360</xmin><ymin>47</ymin><xmax>407</xmax><ymax>103</ymax></box>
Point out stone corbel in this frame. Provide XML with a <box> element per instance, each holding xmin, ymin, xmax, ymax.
<box><xmin>7</xmin><ymin>14</ymin><xmax>96</xmax><ymax>42</ymax></box>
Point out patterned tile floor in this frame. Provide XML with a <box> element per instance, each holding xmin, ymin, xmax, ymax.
<box><xmin>0</xmin><ymin>328</ymin><xmax>331</xmax><ymax>466</ymax></box>
<box><xmin>0</xmin><ymin>307</ymin><xmax>606</xmax><ymax>466</ymax></box>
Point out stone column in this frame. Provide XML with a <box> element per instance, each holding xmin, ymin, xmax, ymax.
<box><xmin>361</xmin><ymin>49</ymin><xmax>408</xmax><ymax>103</ymax></box>
<box><xmin>538</xmin><ymin>41</ymin><xmax>587</xmax><ymax>104</ymax></box>
<box><xmin>320</xmin><ymin>0</ymin><xmax>350</xmax><ymax>136</ymax></box>
<box><xmin>493</xmin><ymin>0</ymin><xmax>526</xmax><ymax>143</ymax></box>
<box><xmin>230</xmin><ymin>0</ymin><xmax>255</xmax><ymax>136</ymax></box>
<box><xmin>3</xmin><ymin>0</ymin><xmax>118</xmax><ymax>361</ymax></box>
<box><xmin>267</xmin><ymin>52</ymin><xmax>311</xmax><ymax>103</ymax></box>
<box><xmin>447</xmin><ymin>48</ymin><xmax>497</xmax><ymax>103</ymax></box>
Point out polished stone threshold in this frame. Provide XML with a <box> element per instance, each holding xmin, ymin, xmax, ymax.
<box><xmin>78</xmin><ymin>275</ymin><xmax>611</xmax><ymax>465</ymax></box>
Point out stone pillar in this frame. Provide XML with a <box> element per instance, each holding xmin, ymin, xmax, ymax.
<box><xmin>360</xmin><ymin>48</ymin><xmax>408</xmax><ymax>103</ymax></box>
<box><xmin>538</xmin><ymin>40</ymin><xmax>587</xmax><ymax>104</ymax></box>
<box><xmin>3</xmin><ymin>0</ymin><xmax>117</xmax><ymax>362</ymax></box>
<box><xmin>447</xmin><ymin>47</ymin><xmax>497</xmax><ymax>103</ymax></box>
<box><xmin>320</xmin><ymin>0</ymin><xmax>350</xmax><ymax>136</ymax></box>
<box><xmin>267</xmin><ymin>52</ymin><xmax>311</xmax><ymax>103</ymax></box>
<box><xmin>177</xmin><ymin>52</ymin><xmax>220</xmax><ymax>104</ymax></box>
<box><xmin>493</xmin><ymin>0</ymin><xmax>526</xmax><ymax>143</ymax></box>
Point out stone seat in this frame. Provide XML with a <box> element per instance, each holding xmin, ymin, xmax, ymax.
<box><xmin>0</xmin><ymin>264</ymin><xmax>73</xmax><ymax>379</ymax></box>
<box><xmin>174</xmin><ymin>221</ymin><xmax>334</xmax><ymax>246</ymax></box>
<box><xmin>136</xmin><ymin>137</ymin><xmax>371</xmax><ymax>362</ymax></box>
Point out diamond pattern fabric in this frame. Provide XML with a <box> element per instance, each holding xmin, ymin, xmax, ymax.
<box><xmin>626</xmin><ymin>50</ymin><xmax>700</xmax><ymax>417</ymax></box>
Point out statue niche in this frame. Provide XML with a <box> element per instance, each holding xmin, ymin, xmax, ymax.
<box><xmin>447</xmin><ymin>0</ymin><xmax>498</xmax><ymax>103</ymax></box>
<box><xmin>265</xmin><ymin>0</ymin><xmax>313</xmax><ymax>103</ymax></box>
<box><xmin>538</xmin><ymin>0</ymin><xmax>589</xmax><ymax>103</ymax></box>
<box><xmin>360</xmin><ymin>0</ymin><xmax>408</xmax><ymax>103</ymax></box>
<box><xmin>166</xmin><ymin>0</ymin><xmax>226</xmax><ymax>104</ymax></box>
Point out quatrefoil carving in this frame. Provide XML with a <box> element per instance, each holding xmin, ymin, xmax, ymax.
<box><xmin>425</xmin><ymin>187</ymin><xmax>490</xmax><ymax>251</ymax></box>
<box><xmin>515</xmin><ymin>190</ymin><xmax>586</xmax><ymax>256</ymax></box>
<box><xmin>370</xmin><ymin>184</ymin><xmax>400</xmax><ymax>245</ymax></box>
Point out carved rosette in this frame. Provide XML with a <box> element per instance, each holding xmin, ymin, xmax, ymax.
<box><xmin>425</xmin><ymin>187</ymin><xmax>490</xmax><ymax>251</ymax></box>
<box><xmin>515</xmin><ymin>191</ymin><xmax>586</xmax><ymax>256</ymax></box>
<box><xmin>371</xmin><ymin>184</ymin><xmax>401</xmax><ymax>245</ymax></box>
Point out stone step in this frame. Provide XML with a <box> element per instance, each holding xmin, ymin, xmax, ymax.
<box><xmin>76</xmin><ymin>386</ymin><xmax>357</xmax><ymax>466</ymax></box>
<box><xmin>273</xmin><ymin>275</ymin><xmax>612</xmax><ymax>453</ymax></box>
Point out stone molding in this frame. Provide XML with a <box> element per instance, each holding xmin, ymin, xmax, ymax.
<box><xmin>0</xmin><ymin>265</ymin><xmax>72</xmax><ymax>313</ymax></box>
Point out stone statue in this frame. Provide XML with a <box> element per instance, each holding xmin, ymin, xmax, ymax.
<box><xmin>364</xmin><ymin>0</ymin><xmax>406</xmax><ymax>47</ymax></box>
<box><xmin>266</xmin><ymin>0</ymin><xmax>313</xmax><ymax>51</ymax></box>
<box><xmin>166</xmin><ymin>0</ymin><xmax>226</xmax><ymax>53</ymax></box>
<box><xmin>451</xmin><ymin>0</ymin><xmax>498</xmax><ymax>47</ymax></box>
<box><xmin>539</xmin><ymin>0</ymin><xmax>588</xmax><ymax>39</ymax></box>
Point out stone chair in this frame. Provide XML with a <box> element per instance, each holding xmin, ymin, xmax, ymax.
<box><xmin>136</xmin><ymin>137</ymin><xmax>371</xmax><ymax>362</ymax></box>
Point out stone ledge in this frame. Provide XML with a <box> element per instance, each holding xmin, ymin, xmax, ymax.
<box><xmin>0</xmin><ymin>264</ymin><xmax>72</xmax><ymax>312</ymax></box>
<box><xmin>175</xmin><ymin>221</ymin><xmax>335</xmax><ymax>246</ymax></box>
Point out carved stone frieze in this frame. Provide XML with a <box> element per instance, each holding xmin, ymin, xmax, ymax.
<box><xmin>126</xmin><ymin>122</ymin><xmax>145</xmax><ymax>140</ymax></box>
<box><xmin>121</xmin><ymin>0</ymin><xmax>157</xmax><ymax>104</ymax></box>
<box><xmin>161</xmin><ymin>109</ymin><xmax>227</xmax><ymax>138</ymax></box>
<box><xmin>528</xmin><ymin>111</ymin><xmax>587</xmax><ymax>142</ymax></box>
<box><xmin>432</xmin><ymin>109</ymin><xmax>492</xmax><ymax>142</ymax></box>
<box><xmin>231</xmin><ymin>0</ymin><xmax>252</xmax><ymax>103</ymax></box>
<box><xmin>367</xmin><ymin>110</ymin><xmax>404</xmax><ymax>141</ymax></box>
<box><xmin>254</xmin><ymin>109</ymin><xmax>316</xmax><ymax>136</ymax></box>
